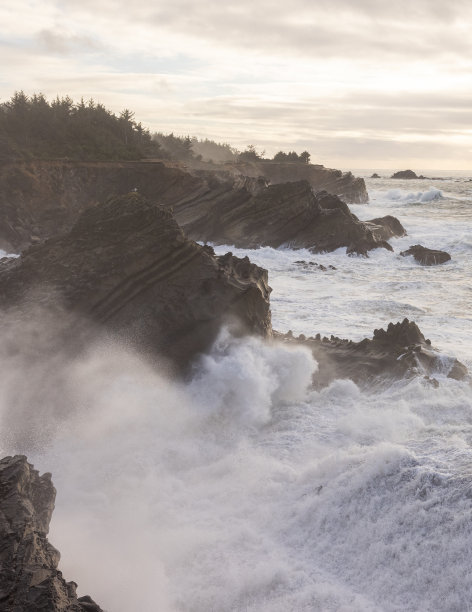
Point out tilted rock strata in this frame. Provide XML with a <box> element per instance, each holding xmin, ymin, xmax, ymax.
<box><xmin>0</xmin><ymin>193</ymin><xmax>272</xmax><ymax>371</ymax></box>
<box><xmin>277</xmin><ymin>318</ymin><xmax>467</xmax><ymax>388</ymax></box>
<box><xmin>227</xmin><ymin>161</ymin><xmax>369</xmax><ymax>203</ymax></box>
<box><xmin>0</xmin><ymin>160</ymin><xmax>367</xmax><ymax>253</ymax></box>
<box><xmin>400</xmin><ymin>245</ymin><xmax>451</xmax><ymax>266</ymax></box>
<box><xmin>183</xmin><ymin>182</ymin><xmax>392</xmax><ymax>256</ymax></box>
<box><xmin>0</xmin><ymin>455</ymin><xmax>102</xmax><ymax>612</ymax></box>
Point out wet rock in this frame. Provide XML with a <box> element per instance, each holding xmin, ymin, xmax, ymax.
<box><xmin>0</xmin><ymin>455</ymin><xmax>102</xmax><ymax>611</ymax></box>
<box><xmin>371</xmin><ymin>173</ymin><xmax>381</xmax><ymax>178</ymax></box>
<box><xmin>365</xmin><ymin>215</ymin><xmax>407</xmax><ymax>241</ymax></box>
<box><xmin>400</xmin><ymin>245</ymin><xmax>451</xmax><ymax>266</ymax></box>
<box><xmin>0</xmin><ymin>193</ymin><xmax>272</xmax><ymax>372</ymax></box>
<box><xmin>184</xmin><ymin>182</ymin><xmax>392</xmax><ymax>256</ymax></box>
<box><xmin>275</xmin><ymin>318</ymin><xmax>468</xmax><ymax>387</ymax></box>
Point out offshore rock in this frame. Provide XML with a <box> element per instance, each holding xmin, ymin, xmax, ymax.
<box><xmin>0</xmin><ymin>455</ymin><xmax>102</xmax><ymax>611</ymax></box>
<box><xmin>228</xmin><ymin>161</ymin><xmax>369</xmax><ymax>203</ymax></box>
<box><xmin>400</xmin><ymin>245</ymin><xmax>451</xmax><ymax>266</ymax></box>
<box><xmin>391</xmin><ymin>169</ymin><xmax>418</xmax><ymax>179</ymax></box>
<box><xmin>0</xmin><ymin>193</ymin><xmax>272</xmax><ymax>371</ymax></box>
<box><xmin>184</xmin><ymin>183</ymin><xmax>392</xmax><ymax>256</ymax></box>
<box><xmin>276</xmin><ymin>318</ymin><xmax>467</xmax><ymax>387</ymax></box>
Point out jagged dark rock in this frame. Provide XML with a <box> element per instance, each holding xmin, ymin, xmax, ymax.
<box><xmin>183</xmin><ymin>183</ymin><xmax>392</xmax><ymax>256</ymax></box>
<box><xmin>228</xmin><ymin>161</ymin><xmax>369</xmax><ymax>203</ymax></box>
<box><xmin>365</xmin><ymin>215</ymin><xmax>407</xmax><ymax>241</ymax></box>
<box><xmin>0</xmin><ymin>455</ymin><xmax>102</xmax><ymax>612</ymax></box>
<box><xmin>275</xmin><ymin>318</ymin><xmax>467</xmax><ymax>387</ymax></box>
<box><xmin>391</xmin><ymin>170</ymin><xmax>418</xmax><ymax>179</ymax></box>
<box><xmin>371</xmin><ymin>173</ymin><xmax>381</xmax><ymax>178</ymax></box>
<box><xmin>400</xmin><ymin>245</ymin><xmax>451</xmax><ymax>265</ymax></box>
<box><xmin>0</xmin><ymin>193</ymin><xmax>272</xmax><ymax>371</ymax></box>
<box><xmin>0</xmin><ymin>160</ymin><xmax>367</xmax><ymax>253</ymax></box>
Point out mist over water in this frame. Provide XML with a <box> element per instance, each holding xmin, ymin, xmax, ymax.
<box><xmin>0</xmin><ymin>174</ymin><xmax>471</xmax><ymax>611</ymax></box>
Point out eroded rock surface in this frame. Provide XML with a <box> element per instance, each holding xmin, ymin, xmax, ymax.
<box><xmin>0</xmin><ymin>193</ymin><xmax>272</xmax><ymax>371</ymax></box>
<box><xmin>277</xmin><ymin>318</ymin><xmax>467</xmax><ymax>387</ymax></box>
<box><xmin>391</xmin><ymin>170</ymin><xmax>419</xmax><ymax>179</ymax></box>
<box><xmin>229</xmin><ymin>161</ymin><xmax>369</xmax><ymax>203</ymax></box>
<box><xmin>0</xmin><ymin>455</ymin><xmax>102</xmax><ymax>612</ymax></box>
<box><xmin>184</xmin><ymin>183</ymin><xmax>392</xmax><ymax>256</ymax></box>
<box><xmin>400</xmin><ymin>245</ymin><xmax>451</xmax><ymax>266</ymax></box>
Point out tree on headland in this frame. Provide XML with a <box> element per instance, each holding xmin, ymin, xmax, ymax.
<box><xmin>238</xmin><ymin>144</ymin><xmax>265</xmax><ymax>162</ymax></box>
<box><xmin>272</xmin><ymin>150</ymin><xmax>311</xmax><ymax>163</ymax></box>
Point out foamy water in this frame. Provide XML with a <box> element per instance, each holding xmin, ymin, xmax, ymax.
<box><xmin>0</xmin><ymin>173</ymin><xmax>471</xmax><ymax>611</ymax></box>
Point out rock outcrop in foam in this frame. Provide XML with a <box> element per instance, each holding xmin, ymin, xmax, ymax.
<box><xmin>0</xmin><ymin>193</ymin><xmax>272</xmax><ymax>371</ymax></box>
<box><xmin>277</xmin><ymin>318</ymin><xmax>467</xmax><ymax>387</ymax></box>
<box><xmin>0</xmin><ymin>455</ymin><xmax>102</xmax><ymax>611</ymax></box>
<box><xmin>400</xmin><ymin>245</ymin><xmax>451</xmax><ymax>266</ymax></box>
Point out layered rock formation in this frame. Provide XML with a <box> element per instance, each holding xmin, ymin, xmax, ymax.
<box><xmin>228</xmin><ymin>161</ymin><xmax>369</xmax><ymax>203</ymax></box>
<box><xmin>183</xmin><ymin>182</ymin><xmax>392</xmax><ymax>255</ymax></box>
<box><xmin>277</xmin><ymin>318</ymin><xmax>467</xmax><ymax>387</ymax></box>
<box><xmin>0</xmin><ymin>193</ymin><xmax>272</xmax><ymax>371</ymax></box>
<box><xmin>0</xmin><ymin>160</ymin><xmax>368</xmax><ymax>254</ymax></box>
<box><xmin>0</xmin><ymin>455</ymin><xmax>102</xmax><ymax>611</ymax></box>
<box><xmin>400</xmin><ymin>245</ymin><xmax>451</xmax><ymax>266</ymax></box>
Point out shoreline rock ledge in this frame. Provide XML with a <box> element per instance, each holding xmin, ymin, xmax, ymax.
<box><xmin>0</xmin><ymin>455</ymin><xmax>102</xmax><ymax>611</ymax></box>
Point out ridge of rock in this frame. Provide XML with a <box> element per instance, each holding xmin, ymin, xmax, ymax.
<box><xmin>183</xmin><ymin>183</ymin><xmax>391</xmax><ymax>256</ymax></box>
<box><xmin>400</xmin><ymin>244</ymin><xmax>451</xmax><ymax>266</ymax></box>
<box><xmin>0</xmin><ymin>193</ymin><xmax>272</xmax><ymax>371</ymax></box>
<box><xmin>0</xmin><ymin>455</ymin><xmax>102</xmax><ymax>611</ymax></box>
<box><xmin>276</xmin><ymin>318</ymin><xmax>468</xmax><ymax>387</ymax></box>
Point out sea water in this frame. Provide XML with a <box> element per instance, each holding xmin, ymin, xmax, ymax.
<box><xmin>0</xmin><ymin>172</ymin><xmax>471</xmax><ymax>611</ymax></box>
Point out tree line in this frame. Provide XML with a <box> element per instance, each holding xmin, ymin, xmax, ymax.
<box><xmin>0</xmin><ymin>91</ymin><xmax>161</xmax><ymax>161</ymax></box>
<box><xmin>0</xmin><ymin>91</ymin><xmax>312</xmax><ymax>165</ymax></box>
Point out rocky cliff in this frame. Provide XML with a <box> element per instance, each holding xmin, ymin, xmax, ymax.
<box><xmin>0</xmin><ymin>193</ymin><xmax>272</xmax><ymax>371</ymax></box>
<box><xmin>182</xmin><ymin>181</ymin><xmax>392</xmax><ymax>255</ymax></box>
<box><xmin>0</xmin><ymin>455</ymin><xmax>102</xmax><ymax>611</ymax></box>
<box><xmin>226</xmin><ymin>161</ymin><xmax>369</xmax><ymax>203</ymax></box>
<box><xmin>0</xmin><ymin>160</ymin><xmax>369</xmax><ymax>254</ymax></box>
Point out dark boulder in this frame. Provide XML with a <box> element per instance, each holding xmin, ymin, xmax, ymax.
<box><xmin>400</xmin><ymin>245</ymin><xmax>451</xmax><ymax>265</ymax></box>
<box><xmin>0</xmin><ymin>193</ymin><xmax>272</xmax><ymax>372</ymax></box>
<box><xmin>371</xmin><ymin>173</ymin><xmax>381</xmax><ymax>178</ymax></box>
<box><xmin>391</xmin><ymin>170</ymin><xmax>418</xmax><ymax>179</ymax></box>
<box><xmin>0</xmin><ymin>455</ymin><xmax>102</xmax><ymax>611</ymax></box>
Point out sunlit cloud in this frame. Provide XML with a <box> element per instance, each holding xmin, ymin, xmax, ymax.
<box><xmin>1</xmin><ymin>0</ymin><xmax>471</xmax><ymax>169</ymax></box>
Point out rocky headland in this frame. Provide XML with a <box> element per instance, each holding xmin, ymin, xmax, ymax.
<box><xmin>0</xmin><ymin>193</ymin><xmax>272</xmax><ymax>372</ymax></box>
<box><xmin>0</xmin><ymin>455</ymin><xmax>102</xmax><ymax>611</ymax></box>
<box><xmin>221</xmin><ymin>160</ymin><xmax>369</xmax><ymax>203</ymax></box>
<box><xmin>0</xmin><ymin>160</ymin><xmax>368</xmax><ymax>253</ymax></box>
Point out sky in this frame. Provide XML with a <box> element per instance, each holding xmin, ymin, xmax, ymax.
<box><xmin>1</xmin><ymin>0</ymin><xmax>471</xmax><ymax>170</ymax></box>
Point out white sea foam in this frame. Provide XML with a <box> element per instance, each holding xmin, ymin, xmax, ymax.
<box><xmin>0</xmin><ymin>174</ymin><xmax>470</xmax><ymax>611</ymax></box>
<box><xmin>0</xmin><ymin>320</ymin><xmax>471</xmax><ymax>612</ymax></box>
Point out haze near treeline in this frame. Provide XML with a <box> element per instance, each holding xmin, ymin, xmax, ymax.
<box><xmin>1</xmin><ymin>0</ymin><xmax>471</xmax><ymax>170</ymax></box>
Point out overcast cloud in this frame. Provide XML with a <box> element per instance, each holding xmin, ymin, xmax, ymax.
<box><xmin>1</xmin><ymin>0</ymin><xmax>471</xmax><ymax>169</ymax></box>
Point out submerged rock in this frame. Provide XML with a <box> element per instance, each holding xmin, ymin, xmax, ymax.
<box><xmin>400</xmin><ymin>245</ymin><xmax>451</xmax><ymax>266</ymax></box>
<box><xmin>276</xmin><ymin>318</ymin><xmax>467</xmax><ymax>387</ymax></box>
<box><xmin>0</xmin><ymin>455</ymin><xmax>102</xmax><ymax>611</ymax></box>
<box><xmin>0</xmin><ymin>193</ymin><xmax>272</xmax><ymax>371</ymax></box>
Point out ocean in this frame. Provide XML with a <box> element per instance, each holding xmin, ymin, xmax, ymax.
<box><xmin>0</xmin><ymin>172</ymin><xmax>471</xmax><ymax>611</ymax></box>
